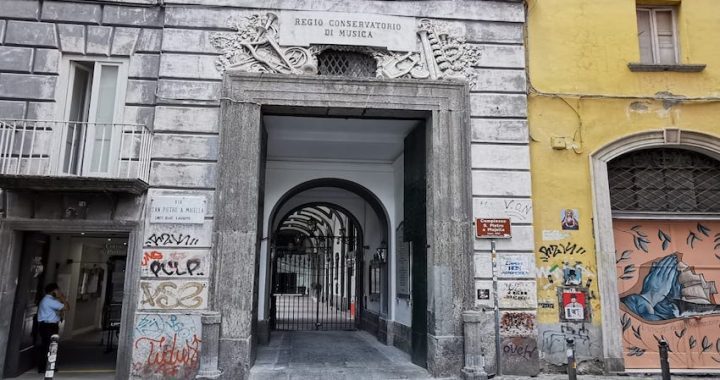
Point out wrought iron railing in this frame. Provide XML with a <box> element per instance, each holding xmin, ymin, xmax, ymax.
<box><xmin>0</xmin><ymin>119</ymin><xmax>152</xmax><ymax>182</ymax></box>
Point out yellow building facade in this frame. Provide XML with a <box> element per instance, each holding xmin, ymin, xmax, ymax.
<box><xmin>528</xmin><ymin>0</ymin><xmax>720</xmax><ymax>373</ymax></box>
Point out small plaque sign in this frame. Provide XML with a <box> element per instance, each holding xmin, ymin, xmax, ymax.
<box><xmin>278</xmin><ymin>11</ymin><xmax>418</xmax><ymax>52</ymax></box>
<box><xmin>395</xmin><ymin>222</ymin><xmax>411</xmax><ymax>297</ymax></box>
<box><xmin>475</xmin><ymin>218</ymin><xmax>512</xmax><ymax>239</ymax></box>
<box><xmin>150</xmin><ymin>196</ymin><xmax>206</xmax><ymax>224</ymax></box>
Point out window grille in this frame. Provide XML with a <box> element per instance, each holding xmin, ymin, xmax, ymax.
<box><xmin>608</xmin><ymin>148</ymin><xmax>720</xmax><ymax>213</ymax></box>
<box><xmin>317</xmin><ymin>50</ymin><xmax>376</xmax><ymax>78</ymax></box>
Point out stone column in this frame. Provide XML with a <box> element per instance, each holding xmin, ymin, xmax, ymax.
<box><xmin>214</xmin><ymin>96</ymin><xmax>264</xmax><ymax>379</ymax></box>
<box><xmin>196</xmin><ymin>312</ymin><xmax>222</xmax><ymax>379</ymax></box>
<box><xmin>462</xmin><ymin>310</ymin><xmax>496</xmax><ymax>379</ymax></box>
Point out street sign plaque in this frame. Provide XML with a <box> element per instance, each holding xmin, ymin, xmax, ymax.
<box><xmin>475</xmin><ymin>218</ymin><xmax>512</xmax><ymax>239</ymax></box>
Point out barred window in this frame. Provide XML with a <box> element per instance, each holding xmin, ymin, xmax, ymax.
<box><xmin>317</xmin><ymin>50</ymin><xmax>376</xmax><ymax>78</ymax></box>
<box><xmin>608</xmin><ymin>148</ymin><xmax>720</xmax><ymax>213</ymax></box>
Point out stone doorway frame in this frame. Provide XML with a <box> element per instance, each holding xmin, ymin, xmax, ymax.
<box><xmin>591</xmin><ymin>129</ymin><xmax>720</xmax><ymax>372</ymax></box>
<box><xmin>213</xmin><ymin>72</ymin><xmax>474</xmax><ymax>378</ymax></box>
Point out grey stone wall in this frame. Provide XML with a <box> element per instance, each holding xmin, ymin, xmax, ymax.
<box><xmin>0</xmin><ymin>0</ymin><xmax>535</xmax><ymax>378</ymax></box>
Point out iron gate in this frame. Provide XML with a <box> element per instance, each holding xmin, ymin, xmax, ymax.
<box><xmin>272</xmin><ymin>242</ymin><xmax>358</xmax><ymax>331</ymax></box>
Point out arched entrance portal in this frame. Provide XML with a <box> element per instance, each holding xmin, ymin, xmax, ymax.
<box><xmin>592</xmin><ymin>129</ymin><xmax>720</xmax><ymax>372</ymax></box>
<box><xmin>609</xmin><ymin>148</ymin><xmax>720</xmax><ymax>369</ymax></box>
<box><xmin>265</xmin><ymin>180</ymin><xmax>391</xmax><ymax>337</ymax></box>
<box><xmin>271</xmin><ymin>203</ymin><xmax>364</xmax><ymax>331</ymax></box>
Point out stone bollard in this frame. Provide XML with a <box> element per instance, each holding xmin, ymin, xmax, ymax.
<box><xmin>462</xmin><ymin>310</ymin><xmax>492</xmax><ymax>380</ymax></box>
<box><xmin>196</xmin><ymin>312</ymin><xmax>222</xmax><ymax>379</ymax></box>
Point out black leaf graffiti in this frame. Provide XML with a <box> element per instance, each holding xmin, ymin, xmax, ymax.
<box><xmin>627</xmin><ymin>346</ymin><xmax>646</xmax><ymax>357</ymax></box>
<box><xmin>690</xmin><ymin>336</ymin><xmax>697</xmax><ymax>349</ymax></box>
<box><xmin>631</xmin><ymin>225</ymin><xmax>647</xmax><ymax>237</ymax></box>
<box><xmin>716</xmin><ymin>338</ymin><xmax>720</xmax><ymax>353</ymax></box>
<box><xmin>687</xmin><ymin>232</ymin><xmax>702</xmax><ymax>249</ymax></box>
<box><xmin>632</xmin><ymin>324</ymin><xmax>642</xmax><ymax>340</ymax></box>
<box><xmin>620</xmin><ymin>264</ymin><xmax>636</xmax><ymax>280</ymax></box>
<box><xmin>621</xmin><ymin>314</ymin><xmax>631</xmax><ymax>332</ymax></box>
<box><xmin>703</xmin><ymin>336</ymin><xmax>713</xmax><ymax>352</ymax></box>
<box><xmin>698</xmin><ymin>223</ymin><xmax>711</xmax><ymax>237</ymax></box>
<box><xmin>658</xmin><ymin>229</ymin><xmax>671</xmax><ymax>251</ymax></box>
<box><xmin>715</xmin><ymin>254</ymin><xmax>720</xmax><ymax>262</ymax></box>
<box><xmin>629</xmin><ymin>227</ymin><xmax>650</xmax><ymax>253</ymax></box>
<box><xmin>712</xmin><ymin>356</ymin><xmax>720</xmax><ymax>364</ymax></box>
<box><xmin>675</xmin><ymin>327</ymin><xmax>687</xmax><ymax>338</ymax></box>
<box><xmin>616</xmin><ymin>250</ymin><xmax>632</xmax><ymax>264</ymax></box>
<box><xmin>715</xmin><ymin>233</ymin><xmax>720</xmax><ymax>250</ymax></box>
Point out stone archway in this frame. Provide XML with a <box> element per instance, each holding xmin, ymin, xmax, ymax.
<box><xmin>211</xmin><ymin>73</ymin><xmax>473</xmax><ymax>378</ymax></box>
<box><xmin>591</xmin><ymin>129</ymin><xmax>720</xmax><ymax>372</ymax></box>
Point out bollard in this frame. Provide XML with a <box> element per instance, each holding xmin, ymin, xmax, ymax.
<box><xmin>44</xmin><ymin>334</ymin><xmax>59</xmax><ymax>380</ymax></box>
<box><xmin>566</xmin><ymin>338</ymin><xmax>577</xmax><ymax>380</ymax></box>
<box><xmin>659</xmin><ymin>339</ymin><xmax>671</xmax><ymax>380</ymax></box>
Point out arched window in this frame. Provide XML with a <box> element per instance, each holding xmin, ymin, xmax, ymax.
<box><xmin>608</xmin><ymin>148</ymin><xmax>720</xmax><ymax>212</ymax></box>
<box><xmin>317</xmin><ymin>50</ymin><xmax>376</xmax><ymax>78</ymax></box>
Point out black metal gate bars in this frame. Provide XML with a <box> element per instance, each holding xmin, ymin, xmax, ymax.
<box><xmin>272</xmin><ymin>242</ymin><xmax>357</xmax><ymax>331</ymax></box>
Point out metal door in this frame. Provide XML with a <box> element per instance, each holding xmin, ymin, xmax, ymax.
<box><xmin>615</xmin><ymin>219</ymin><xmax>720</xmax><ymax>369</ymax></box>
<box><xmin>272</xmin><ymin>241</ymin><xmax>357</xmax><ymax>331</ymax></box>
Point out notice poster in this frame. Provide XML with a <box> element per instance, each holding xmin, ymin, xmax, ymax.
<box><xmin>561</xmin><ymin>288</ymin><xmax>588</xmax><ymax>321</ymax></box>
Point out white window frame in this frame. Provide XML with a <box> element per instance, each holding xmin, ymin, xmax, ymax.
<box><xmin>54</xmin><ymin>56</ymin><xmax>129</xmax><ymax>177</ymax></box>
<box><xmin>636</xmin><ymin>6</ymin><xmax>680</xmax><ymax>64</ymax></box>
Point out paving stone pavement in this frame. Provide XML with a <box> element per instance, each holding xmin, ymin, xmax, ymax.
<box><xmin>251</xmin><ymin>330</ymin><xmax>433</xmax><ymax>379</ymax></box>
<box><xmin>498</xmin><ymin>376</ymin><xmax>716</xmax><ymax>380</ymax></box>
<box><xmin>8</xmin><ymin>371</ymin><xmax>114</xmax><ymax>380</ymax></box>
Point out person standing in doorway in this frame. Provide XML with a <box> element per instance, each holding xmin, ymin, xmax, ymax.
<box><xmin>37</xmin><ymin>283</ymin><xmax>68</xmax><ymax>373</ymax></box>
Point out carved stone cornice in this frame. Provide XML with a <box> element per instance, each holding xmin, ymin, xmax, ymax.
<box><xmin>210</xmin><ymin>12</ymin><xmax>481</xmax><ymax>86</ymax></box>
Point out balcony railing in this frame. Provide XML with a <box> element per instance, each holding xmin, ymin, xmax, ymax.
<box><xmin>0</xmin><ymin>119</ymin><xmax>152</xmax><ymax>183</ymax></box>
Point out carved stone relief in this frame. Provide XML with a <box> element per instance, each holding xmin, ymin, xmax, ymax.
<box><xmin>210</xmin><ymin>12</ymin><xmax>481</xmax><ymax>86</ymax></box>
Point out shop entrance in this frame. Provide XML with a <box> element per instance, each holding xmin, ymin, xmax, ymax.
<box><xmin>3</xmin><ymin>231</ymin><xmax>129</xmax><ymax>377</ymax></box>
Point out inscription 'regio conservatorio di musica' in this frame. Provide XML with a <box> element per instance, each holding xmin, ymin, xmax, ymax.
<box><xmin>209</xmin><ymin>11</ymin><xmax>482</xmax><ymax>86</ymax></box>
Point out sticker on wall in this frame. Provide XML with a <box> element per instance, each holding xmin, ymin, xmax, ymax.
<box><xmin>477</xmin><ymin>288</ymin><xmax>490</xmax><ymax>300</ymax></box>
<box><xmin>559</xmin><ymin>287</ymin><xmax>589</xmax><ymax>322</ymax></box>
<box><xmin>562</xmin><ymin>261</ymin><xmax>583</xmax><ymax>286</ymax></box>
<box><xmin>498</xmin><ymin>253</ymin><xmax>534</xmax><ymax>278</ymax></box>
<box><xmin>474</xmin><ymin>280</ymin><xmax>494</xmax><ymax>308</ymax></box>
<box><xmin>561</xmin><ymin>208</ymin><xmax>579</xmax><ymax>230</ymax></box>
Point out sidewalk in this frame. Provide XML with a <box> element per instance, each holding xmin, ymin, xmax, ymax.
<box><xmin>8</xmin><ymin>371</ymin><xmax>114</xmax><ymax>380</ymax></box>
<box><xmin>497</xmin><ymin>375</ymin><xmax>716</xmax><ymax>380</ymax></box>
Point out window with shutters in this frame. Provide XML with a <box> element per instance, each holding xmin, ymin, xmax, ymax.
<box><xmin>636</xmin><ymin>6</ymin><xmax>678</xmax><ymax>64</ymax></box>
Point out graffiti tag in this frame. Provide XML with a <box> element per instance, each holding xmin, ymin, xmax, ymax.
<box><xmin>145</xmin><ymin>233</ymin><xmax>200</xmax><ymax>247</ymax></box>
<box><xmin>538</xmin><ymin>242</ymin><xmax>587</xmax><ymax>262</ymax></box>
<box><xmin>139</xmin><ymin>280</ymin><xmax>208</xmax><ymax>310</ymax></box>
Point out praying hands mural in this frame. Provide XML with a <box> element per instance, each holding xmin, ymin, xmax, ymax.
<box><xmin>622</xmin><ymin>254</ymin><xmax>720</xmax><ymax>321</ymax></box>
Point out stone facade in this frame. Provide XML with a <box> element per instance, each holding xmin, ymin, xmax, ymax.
<box><xmin>0</xmin><ymin>1</ymin><xmax>533</xmax><ymax>379</ymax></box>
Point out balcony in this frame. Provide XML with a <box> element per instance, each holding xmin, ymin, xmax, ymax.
<box><xmin>0</xmin><ymin>120</ymin><xmax>152</xmax><ymax>194</ymax></box>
